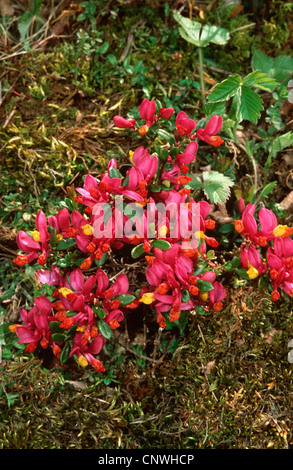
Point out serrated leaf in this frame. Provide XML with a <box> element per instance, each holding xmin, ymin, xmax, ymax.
<box><xmin>204</xmin><ymin>100</ymin><xmax>226</xmax><ymax>117</ymax></box>
<box><xmin>252</xmin><ymin>50</ymin><xmax>274</xmax><ymax>75</ymax></box>
<box><xmin>237</xmin><ymin>86</ymin><xmax>263</xmax><ymax>124</ymax></box>
<box><xmin>207</xmin><ymin>75</ymin><xmax>241</xmax><ymax>102</ymax></box>
<box><xmin>242</xmin><ymin>71</ymin><xmax>278</xmax><ymax>92</ymax></box>
<box><xmin>252</xmin><ymin>50</ymin><xmax>293</xmax><ymax>85</ymax></box>
<box><xmin>185</xmin><ymin>175</ymin><xmax>202</xmax><ymax>190</ymax></box>
<box><xmin>202</xmin><ymin>171</ymin><xmax>234</xmax><ymax>204</ymax></box>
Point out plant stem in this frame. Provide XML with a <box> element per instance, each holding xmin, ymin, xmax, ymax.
<box><xmin>197</xmin><ymin>47</ymin><xmax>205</xmax><ymax>105</ymax></box>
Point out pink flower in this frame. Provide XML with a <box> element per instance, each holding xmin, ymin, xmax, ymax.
<box><xmin>196</xmin><ymin>115</ymin><xmax>223</xmax><ymax>146</ymax></box>
<box><xmin>175</xmin><ymin>141</ymin><xmax>198</xmax><ymax>169</ymax></box>
<box><xmin>131</xmin><ymin>146</ymin><xmax>158</xmax><ymax>184</ymax></box>
<box><xmin>113</xmin><ymin>116</ymin><xmax>136</xmax><ymax>130</ymax></box>
<box><xmin>175</xmin><ymin>111</ymin><xmax>196</xmax><ymax>137</ymax></box>
<box><xmin>139</xmin><ymin>98</ymin><xmax>156</xmax><ymax>128</ymax></box>
<box><xmin>14</xmin><ymin>297</ymin><xmax>53</xmax><ymax>352</ymax></box>
<box><xmin>158</xmin><ymin>107</ymin><xmax>174</xmax><ymax>119</ymax></box>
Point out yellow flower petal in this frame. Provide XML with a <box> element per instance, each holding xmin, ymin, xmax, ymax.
<box><xmin>31</xmin><ymin>230</ymin><xmax>41</xmax><ymax>242</ymax></box>
<box><xmin>82</xmin><ymin>224</ymin><xmax>93</xmax><ymax>236</ymax></box>
<box><xmin>247</xmin><ymin>266</ymin><xmax>259</xmax><ymax>279</ymax></box>
<box><xmin>273</xmin><ymin>224</ymin><xmax>288</xmax><ymax>238</ymax></box>
<box><xmin>59</xmin><ymin>288</ymin><xmax>73</xmax><ymax>298</ymax></box>
<box><xmin>78</xmin><ymin>355</ymin><xmax>88</xmax><ymax>368</ymax></box>
<box><xmin>139</xmin><ymin>293</ymin><xmax>155</xmax><ymax>304</ymax></box>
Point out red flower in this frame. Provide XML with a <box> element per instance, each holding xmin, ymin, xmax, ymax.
<box><xmin>158</xmin><ymin>107</ymin><xmax>174</xmax><ymax>119</ymax></box>
<box><xmin>175</xmin><ymin>111</ymin><xmax>196</xmax><ymax>137</ymax></box>
<box><xmin>113</xmin><ymin>116</ymin><xmax>136</xmax><ymax>130</ymax></box>
<box><xmin>196</xmin><ymin>115</ymin><xmax>223</xmax><ymax>146</ymax></box>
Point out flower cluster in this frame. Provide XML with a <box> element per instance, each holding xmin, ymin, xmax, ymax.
<box><xmin>235</xmin><ymin>200</ymin><xmax>293</xmax><ymax>302</ymax></box>
<box><xmin>11</xmin><ymin>98</ymin><xmax>227</xmax><ymax>373</ymax></box>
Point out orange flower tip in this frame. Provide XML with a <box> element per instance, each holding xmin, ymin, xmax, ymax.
<box><xmin>177</xmin><ymin>175</ymin><xmax>193</xmax><ymax>185</ymax></box>
<box><xmin>139</xmin><ymin>180</ymin><xmax>148</xmax><ymax>190</ymax></box>
<box><xmin>156</xmin><ymin>283</ymin><xmax>170</xmax><ymax>295</ymax></box>
<box><xmin>258</xmin><ymin>236</ymin><xmax>267</xmax><ymax>247</ymax></box>
<box><xmin>37</xmin><ymin>255</ymin><xmax>47</xmax><ymax>266</ymax></box>
<box><xmin>213</xmin><ymin>301</ymin><xmax>223</xmax><ymax>312</ymax></box>
<box><xmin>145</xmin><ymin>255</ymin><xmax>155</xmax><ymax>265</ymax></box>
<box><xmin>108</xmin><ymin>319</ymin><xmax>120</xmax><ymax>330</ymax></box>
<box><xmin>143</xmin><ymin>241</ymin><xmax>151</xmax><ymax>253</ymax></box>
<box><xmin>104</xmin><ymin>288</ymin><xmax>114</xmax><ymax>299</ymax></box>
<box><xmin>9</xmin><ymin>324</ymin><xmax>20</xmax><ymax>333</ymax></box>
<box><xmin>139</xmin><ymin>125</ymin><xmax>149</xmax><ymax>136</ymax></box>
<box><xmin>205</xmin><ymin>219</ymin><xmax>216</xmax><ymax>230</ymax></box>
<box><xmin>101</xmin><ymin>243</ymin><xmax>111</xmax><ymax>253</ymax></box>
<box><xmin>92</xmin><ymin>359</ymin><xmax>105</xmax><ymax>373</ymax></box>
<box><xmin>13</xmin><ymin>255</ymin><xmax>29</xmax><ymax>266</ymax></box>
<box><xmin>234</xmin><ymin>220</ymin><xmax>244</xmax><ymax>233</ymax></box>
<box><xmin>80</xmin><ymin>257</ymin><xmax>93</xmax><ymax>270</ymax></box>
<box><xmin>26</xmin><ymin>343</ymin><xmax>37</xmax><ymax>353</ymax></box>
<box><xmin>270</xmin><ymin>269</ymin><xmax>278</xmax><ymax>280</ymax></box>
<box><xmin>40</xmin><ymin>338</ymin><xmax>49</xmax><ymax>349</ymax></box>
<box><xmin>271</xmin><ymin>290</ymin><xmax>280</xmax><ymax>302</ymax></box>
<box><xmin>169</xmin><ymin>307</ymin><xmax>180</xmax><ymax>322</ymax></box>
<box><xmin>189</xmin><ymin>285</ymin><xmax>199</xmax><ymax>296</ymax></box>
<box><xmin>209</xmin><ymin>136</ymin><xmax>224</xmax><ymax>147</ymax></box>
<box><xmin>87</xmin><ymin>242</ymin><xmax>96</xmax><ymax>253</ymax></box>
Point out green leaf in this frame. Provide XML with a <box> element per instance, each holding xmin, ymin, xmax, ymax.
<box><xmin>108</xmin><ymin>167</ymin><xmax>121</xmax><ymax>179</ymax></box>
<box><xmin>49</xmin><ymin>321</ymin><xmax>63</xmax><ymax>333</ymax></box>
<box><xmin>173</xmin><ymin>11</ymin><xmax>230</xmax><ymax>47</ymax></box>
<box><xmin>218</xmin><ymin>223</ymin><xmax>234</xmax><ymax>234</ymax></box>
<box><xmin>255</xmin><ymin>181</ymin><xmax>277</xmax><ymax>204</ymax></box>
<box><xmin>270</xmin><ymin>131</ymin><xmax>293</xmax><ymax>157</ymax></box>
<box><xmin>196</xmin><ymin>280</ymin><xmax>214</xmax><ymax>292</ymax></box>
<box><xmin>185</xmin><ymin>174</ymin><xmax>202</xmax><ymax>190</ymax></box>
<box><xmin>97</xmin><ymin>320</ymin><xmax>112</xmax><ymax>340</ymax></box>
<box><xmin>131</xmin><ymin>243</ymin><xmax>145</xmax><ymax>259</ymax></box>
<box><xmin>182</xmin><ymin>289</ymin><xmax>190</xmax><ymax>302</ymax></box>
<box><xmin>252</xmin><ymin>50</ymin><xmax>293</xmax><ymax>85</ymax></box>
<box><xmin>52</xmin><ymin>333</ymin><xmax>65</xmax><ymax>343</ymax></box>
<box><xmin>236</xmin><ymin>269</ymin><xmax>250</xmax><ymax>280</ymax></box>
<box><xmin>57</xmin><ymin>238</ymin><xmax>76</xmax><ymax>250</ymax></box>
<box><xmin>207</xmin><ymin>75</ymin><xmax>241</xmax><ymax>102</ymax></box>
<box><xmin>202</xmin><ymin>171</ymin><xmax>234</xmax><ymax>204</ymax></box>
<box><xmin>242</xmin><ymin>71</ymin><xmax>278</xmax><ymax>92</ymax></box>
<box><xmin>157</xmin><ymin>128</ymin><xmax>176</xmax><ymax>145</ymax></box>
<box><xmin>115</xmin><ymin>294</ymin><xmax>136</xmax><ymax>306</ymax></box>
<box><xmin>203</xmin><ymin>100</ymin><xmax>226</xmax><ymax>118</ymax></box>
<box><xmin>95</xmin><ymin>252</ymin><xmax>107</xmax><ymax>266</ymax></box>
<box><xmin>252</xmin><ymin>50</ymin><xmax>274</xmax><ymax>75</ymax></box>
<box><xmin>0</xmin><ymin>282</ymin><xmax>16</xmax><ymax>301</ymax></box>
<box><xmin>237</xmin><ymin>85</ymin><xmax>263</xmax><ymax>124</ymax></box>
<box><xmin>60</xmin><ymin>344</ymin><xmax>71</xmax><ymax>363</ymax></box>
<box><xmin>152</xmin><ymin>239</ymin><xmax>172</xmax><ymax>250</ymax></box>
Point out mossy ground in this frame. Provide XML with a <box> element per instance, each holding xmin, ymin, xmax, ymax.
<box><xmin>0</xmin><ymin>0</ymin><xmax>293</xmax><ymax>449</ymax></box>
